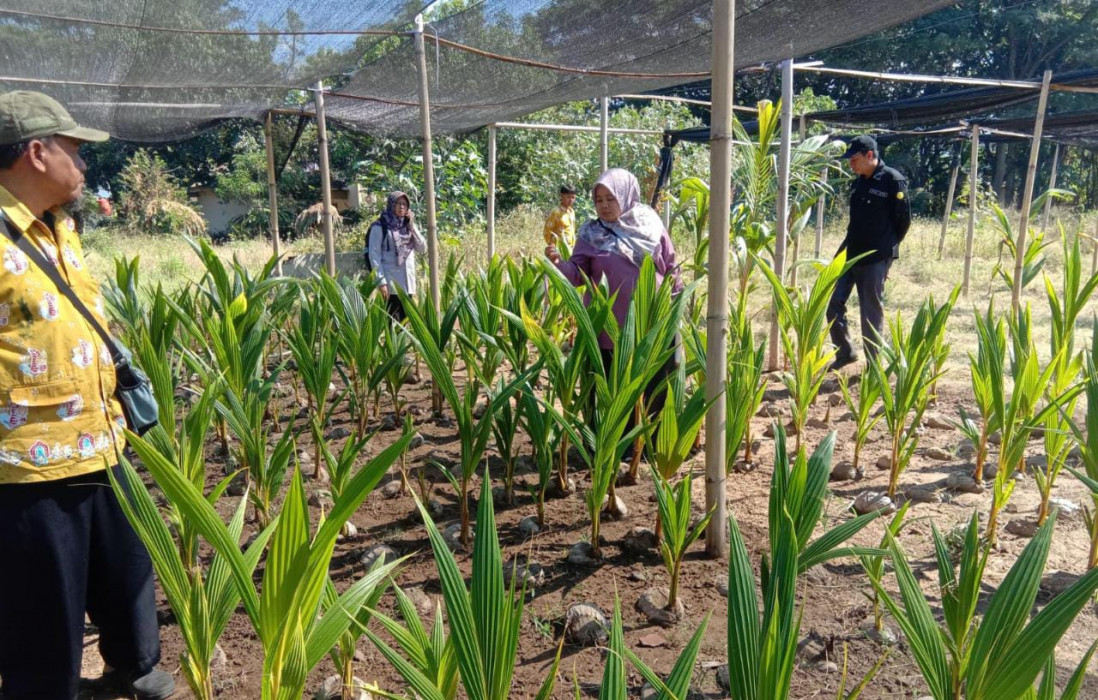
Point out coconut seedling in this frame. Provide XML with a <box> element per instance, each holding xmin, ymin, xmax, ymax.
<box><xmin>726</xmin><ymin>298</ymin><xmax>766</xmax><ymax>469</ymax></box>
<box><xmin>838</xmin><ymin>362</ymin><xmax>882</xmax><ymax>478</ymax></box>
<box><xmin>651</xmin><ymin>467</ymin><xmax>713</xmax><ymax>612</ymax></box>
<box><xmin>285</xmin><ymin>283</ymin><xmax>339</xmax><ymax>478</ymax></box>
<box><xmin>320</xmin><ymin>561</ymin><xmax>392</xmax><ymax>700</ymax></box>
<box><xmin>858</xmin><ymin>503</ymin><xmax>910</xmax><ymax>633</ymax></box>
<box><xmin>868</xmin><ymin>513</ymin><xmax>1098</xmax><ymax>700</ymax></box>
<box><xmin>126</xmin><ymin>422</ymin><xmax>412</xmax><ymax>700</ymax></box>
<box><xmin>723</xmin><ymin>427</ymin><xmax>884</xmax><ymax>700</ymax></box>
<box><xmin>490</xmin><ymin>378</ymin><xmax>522</xmax><ymax>504</ymax></box>
<box><xmin>956</xmin><ymin>304</ymin><xmax>1007</xmax><ymax>485</ymax></box>
<box><xmin>315</xmin><ymin>273</ymin><xmax>385</xmax><ymax>434</ymax></box>
<box><xmin>986</xmin><ymin>306</ymin><xmax>1078</xmax><ymax>545</ymax></box>
<box><xmin>108</xmin><ymin>456</ymin><xmax>274</xmax><ymax>700</ymax></box>
<box><xmin>1034</xmin><ymin>346</ymin><xmax>1081</xmax><ymax>525</ymax></box>
<box><xmin>400</xmin><ymin>286</ymin><xmax>538</xmax><ymax>546</ymax></box>
<box><xmin>366</xmin><ymin>471</ymin><xmax>525</xmax><ymax>700</ymax></box>
<box><xmin>1061</xmin><ymin>328</ymin><xmax>1098</xmax><ymax>569</ymax></box>
<box><xmin>519</xmin><ymin>388</ymin><xmax>586</xmax><ymax>527</ymax></box>
<box><xmin>872</xmin><ymin>292</ymin><xmax>955</xmax><ymax>499</ymax></box>
<box><xmin>757</xmin><ymin>250</ymin><xmax>858</xmax><ymax>452</ymax></box>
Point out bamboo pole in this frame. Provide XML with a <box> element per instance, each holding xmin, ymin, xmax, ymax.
<box><xmin>487</xmin><ymin>124</ymin><xmax>497</xmax><ymax>260</ymax></box>
<box><xmin>814</xmin><ymin>167</ymin><xmax>825</xmax><ymax>257</ymax></box>
<box><xmin>963</xmin><ymin>124</ymin><xmax>979</xmax><ymax>296</ymax></box>
<box><xmin>600</xmin><ymin>95</ymin><xmax>609</xmax><ymax>172</ymax></box>
<box><xmin>790</xmin><ymin>107</ymin><xmax>804</xmax><ymax>285</ymax></box>
<box><xmin>1011</xmin><ymin>69</ymin><xmax>1052</xmax><ymax>312</ymax></box>
<box><xmin>263</xmin><ymin>111</ymin><xmax>283</xmax><ymax>276</ymax></box>
<box><xmin>414</xmin><ymin>14</ymin><xmax>440</xmax><ymax>314</ymax></box>
<box><xmin>1041</xmin><ymin>142</ymin><xmax>1060</xmax><ymax>233</ymax></box>
<box><xmin>494</xmin><ymin>121</ymin><xmax>663</xmax><ymax>136</ymax></box>
<box><xmin>1092</xmin><ymin>216</ymin><xmax>1098</xmax><ymax>277</ymax></box>
<box><xmin>937</xmin><ymin>157</ymin><xmax>960</xmax><ymax>259</ymax></box>
<box><xmin>704</xmin><ymin>0</ymin><xmax>734</xmax><ymax>559</ymax></box>
<box><xmin>768</xmin><ymin>58</ymin><xmax>793</xmax><ymax>371</ymax></box>
<box><xmin>313</xmin><ymin>81</ymin><xmax>335</xmax><ymax>276</ymax></box>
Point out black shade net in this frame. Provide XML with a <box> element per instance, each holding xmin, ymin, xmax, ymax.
<box><xmin>0</xmin><ymin>1</ymin><xmax>419</xmax><ymax>141</ymax></box>
<box><xmin>325</xmin><ymin>0</ymin><xmax>955</xmax><ymax>136</ymax></box>
<box><xmin>805</xmin><ymin>69</ymin><xmax>1098</xmax><ymax>129</ymax></box>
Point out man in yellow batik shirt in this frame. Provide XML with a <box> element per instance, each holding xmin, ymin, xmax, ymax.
<box><xmin>543</xmin><ymin>184</ymin><xmax>577</xmax><ymax>256</ymax></box>
<box><xmin>0</xmin><ymin>92</ymin><xmax>174</xmax><ymax>700</ymax></box>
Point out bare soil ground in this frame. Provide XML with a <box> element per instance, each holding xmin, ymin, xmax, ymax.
<box><xmin>77</xmin><ymin>362</ymin><xmax>1098</xmax><ymax>699</ymax></box>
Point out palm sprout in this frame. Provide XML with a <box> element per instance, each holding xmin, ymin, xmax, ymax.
<box><xmin>651</xmin><ymin>468</ymin><xmax>713</xmax><ymax>610</ymax></box>
<box><xmin>838</xmin><ymin>367</ymin><xmax>882</xmax><ymax>477</ymax></box>
<box><xmin>758</xmin><ymin>251</ymin><xmax>857</xmax><ymax>451</ymax></box>
<box><xmin>868</xmin><ymin>513</ymin><xmax>1098</xmax><ymax>700</ymax></box>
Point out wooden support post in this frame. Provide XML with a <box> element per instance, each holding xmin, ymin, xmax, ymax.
<box><xmin>814</xmin><ymin>167</ymin><xmax>825</xmax><ymax>257</ymax></box>
<box><xmin>263</xmin><ymin>111</ymin><xmax>283</xmax><ymax>276</ymax></box>
<box><xmin>487</xmin><ymin>124</ymin><xmax>497</xmax><ymax>260</ymax></box>
<box><xmin>313</xmin><ymin>81</ymin><xmax>335</xmax><ymax>277</ymax></box>
<box><xmin>704</xmin><ymin>0</ymin><xmax>735</xmax><ymax>559</ymax></box>
<box><xmin>963</xmin><ymin>124</ymin><xmax>979</xmax><ymax>296</ymax></box>
<box><xmin>600</xmin><ymin>95</ymin><xmax>609</xmax><ymax>173</ymax></box>
<box><xmin>414</xmin><ymin>14</ymin><xmax>440</xmax><ymax>314</ymax></box>
<box><xmin>1092</xmin><ymin>216</ymin><xmax>1098</xmax><ymax>277</ymax></box>
<box><xmin>1011</xmin><ymin>69</ymin><xmax>1052</xmax><ymax>311</ymax></box>
<box><xmin>768</xmin><ymin>58</ymin><xmax>793</xmax><ymax>371</ymax></box>
<box><xmin>937</xmin><ymin>158</ymin><xmax>960</xmax><ymax>259</ymax></box>
<box><xmin>1041</xmin><ymin>142</ymin><xmax>1060</xmax><ymax>233</ymax></box>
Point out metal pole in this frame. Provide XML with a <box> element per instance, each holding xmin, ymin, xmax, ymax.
<box><xmin>263</xmin><ymin>112</ymin><xmax>283</xmax><ymax>276</ymax></box>
<box><xmin>487</xmin><ymin>124</ymin><xmax>497</xmax><ymax>261</ymax></box>
<box><xmin>963</xmin><ymin>125</ymin><xmax>979</xmax><ymax>297</ymax></box>
<box><xmin>937</xmin><ymin>159</ymin><xmax>961</xmax><ymax>259</ymax></box>
<box><xmin>790</xmin><ymin>97</ymin><xmax>804</xmax><ymax>286</ymax></box>
<box><xmin>1041</xmin><ymin>142</ymin><xmax>1061</xmax><ymax>232</ymax></box>
<box><xmin>814</xmin><ymin>167</ymin><xmax>825</xmax><ymax>257</ymax></box>
<box><xmin>313</xmin><ymin>81</ymin><xmax>335</xmax><ymax>276</ymax></box>
<box><xmin>768</xmin><ymin>58</ymin><xmax>793</xmax><ymax>371</ymax></box>
<box><xmin>600</xmin><ymin>95</ymin><xmax>609</xmax><ymax>172</ymax></box>
<box><xmin>1011</xmin><ymin>69</ymin><xmax>1052</xmax><ymax>311</ymax></box>
<box><xmin>414</xmin><ymin>14</ymin><xmax>440</xmax><ymax>314</ymax></box>
<box><xmin>704</xmin><ymin>0</ymin><xmax>734</xmax><ymax>559</ymax></box>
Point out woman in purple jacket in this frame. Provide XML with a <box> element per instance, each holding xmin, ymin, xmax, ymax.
<box><xmin>545</xmin><ymin>169</ymin><xmax>683</xmax><ymax>446</ymax></box>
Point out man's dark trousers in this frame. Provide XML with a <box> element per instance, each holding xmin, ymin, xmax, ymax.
<box><xmin>0</xmin><ymin>466</ymin><xmax>160</xmax><ymax>700</ymax></box>
<box><xmin>827</xmin><ymin>259</ymin><xmax>891</xmax><ymax>361</ymax></box>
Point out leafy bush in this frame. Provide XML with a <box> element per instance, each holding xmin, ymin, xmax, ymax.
<box><xmin>118</xmin><ymin>149</ymin><xmax>207</xmax><ymax>237</ymax></box>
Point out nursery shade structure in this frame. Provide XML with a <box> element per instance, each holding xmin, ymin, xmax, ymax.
<box><xmin>326</xmin><ymin>0</ymin><xmax>956</xmax><ymax>135</ymax></box>
<box><xmin>0</xmin><ymin>1</ymin><xmax>416</xmax><ymax>141</ymax></box>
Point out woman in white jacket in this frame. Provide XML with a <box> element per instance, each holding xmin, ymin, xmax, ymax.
<box><xmin>366</xmin><ymin>190</ymin><xmax>427</xmax><ymax>322</ymax></box>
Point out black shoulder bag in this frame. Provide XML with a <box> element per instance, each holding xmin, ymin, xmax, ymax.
<box><xmin>1</xmin><ymin>216</ymin><xmax>158</xmax><ymax>435</ymax></box>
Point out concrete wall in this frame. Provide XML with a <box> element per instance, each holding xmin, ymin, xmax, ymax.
<box><xmin>192</xmin><ymin>189</ymin><xmax>251</xmax><ymax>235</ymax></box>
<box><xmin>279</xmin><ymin>252</ymin><xmax>365</xmax><ymax>279</ymax></box>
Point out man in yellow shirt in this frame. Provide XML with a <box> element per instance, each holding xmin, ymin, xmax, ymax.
<box><xmin>0</xmin><ymin>92</ymin><xmax>174</xmax><ymax>699</ymax></box>
<box><xmin>543</xmin><ymin>184</ymin><xmax>577</xmax><ymax>255</ymax></box>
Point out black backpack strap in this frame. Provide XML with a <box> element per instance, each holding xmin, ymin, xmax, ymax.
<box><xmin>0</xmin><ymin>214</ymin><xmax>125</xmax><ymax>364</ymax></box>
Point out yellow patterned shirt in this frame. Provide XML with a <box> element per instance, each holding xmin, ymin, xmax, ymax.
<box><xmin>543</xmin><ymin>205</ymin><xmax>576</xmax><ymax>249</ymax></box>
<box><xmin>0</xmin><ymin>185</ymin><xmax>126</xmax><ymax>483</ymax></box>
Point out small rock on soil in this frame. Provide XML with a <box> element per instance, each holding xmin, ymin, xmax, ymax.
<box><xmin>853</xmin><ymin>491</ymin><xmax>896</xmax><ymax>515</ymax></box>
<box><xmin>924</xmin><ymin>447</ymin><xmax>953</xmax><ymax>461</ymax></box>
<box><xmin>904</xmin><ymin>486</ymin><xmax>941</xmax><ymax>504</ymax></box>
<box><xmin>636</xmin><ymin>587</ymin><xmax>685</xmax><ymax>626</ymax></box>
<box><xmin>567</xmin><ymin>542</ymin><xmax>598</xmax><ymax>566</ymax></box>
<box><xmin>622</xmin><ymin>526</ymin><xmax>658</xmax><ymax>553</ymax></box>
<box><xmin>1005</xmin><ymin>518</ymin><xmax>1039</xmax><ymax>538</ymax></box>
<box><xmin>1041</xmin><ymin>570</ymin><xmax>1080</xmax><ymax>597</ymax></box>
<box><xmin>946</xmin><ymin>473</ymin><xmax>984</xmax><ymax>494</ymax></box>
<box><xmin>503</xmin><ymin>555</ymin><xmax>546</xmax><ymax>588</ymax></box>
<box><xmin>326</xmin><ymin>426</ymin><xmax>352</xmax><ymax>440</ymax></box>
<box><xmin>830</xmin><ymin>461</ymin><xmax>859</xmax><ymax>482</ymax></box>
<box><xmin>715</xmin><ymin>574</ymin><xmax>729</xmax><ymax>596</ymax></box>
<box><xmin>602</xmin><ymin>493</ymin><xmax>629</xmax><ymax>520</ymax></box>
<box><xmin>380</xmin><ymin>480</ymin><xmax>404</xmax><ymax>499</ymax></box>
<box><xmin>314</xmin><ymin>675</ymin><xmax>372</xmax><ymax>700</ymax></box>
<box><xmin>442</xmin><ymin>523</ymin><xmax>468</xmax><ymax>551</ymax></box>
<box><xmin>923</xmin><ymin>413</ymin><xmax>954</xmax><ymax>430</ymax></box>
<box><xmin>876</xmin><ymin>455</ymin><xmax>892</xmax><ymax>471</ymax></box>
<box><xmin>1046</xmin><ymin>497</ymin><xmax>1081</xmax><ymax>519</ymax></box>
<box><xmin>564</xmin><ymin>603</ymin><xmax>608</xmax><ymax>646</ymax></box>
<box><xmin>401</xmin><ymin>586</ymin><xmax>435</xmax><ymax>616</ymax></box>
<box><xmin>518</xmin><ymin>516</ymin><xmax>541</xmax><ymax>538</ymax></box>
<box><xmin>360</xmin><ymin>544</ymin><xmax>397</xmax><ymax>569</ymax></box>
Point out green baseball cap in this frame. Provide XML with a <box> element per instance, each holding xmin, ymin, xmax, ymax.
<box><xmin>0</xmin><ymin>91</ymin><xmax>109</xmax><ymax>146</ymax></box>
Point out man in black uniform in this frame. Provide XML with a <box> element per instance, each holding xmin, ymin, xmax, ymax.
<box><xmin>828</xmin><ymin>135</ymin><xmax>910</xmax><ymax>369</ymax></box>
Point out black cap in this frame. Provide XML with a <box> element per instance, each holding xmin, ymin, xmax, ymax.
<box><xmin>841</xmin><ymin>135</ymin><xmax>878</xmax><ymax>159</ymax></box>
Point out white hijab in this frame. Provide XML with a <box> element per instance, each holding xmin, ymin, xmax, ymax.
<box><xmin>578</xmin><ymin>168</ymin><xmax>664</xmax><ymax>267</ymax></box>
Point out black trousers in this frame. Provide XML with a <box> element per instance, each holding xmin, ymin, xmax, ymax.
<box><xmin>0</xmin><ymin>466</ymin><xmax>160</xmax><ymax>700</ymax></box>
<box><xmin>386</xmin><ymin>293</ymin><xmax>406</xmax><ymax>324</ymax></box>
<box><xmin>827</xmin><ymin>259</ymin><xmax>892</xmax><ymax>361</ymax></box>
